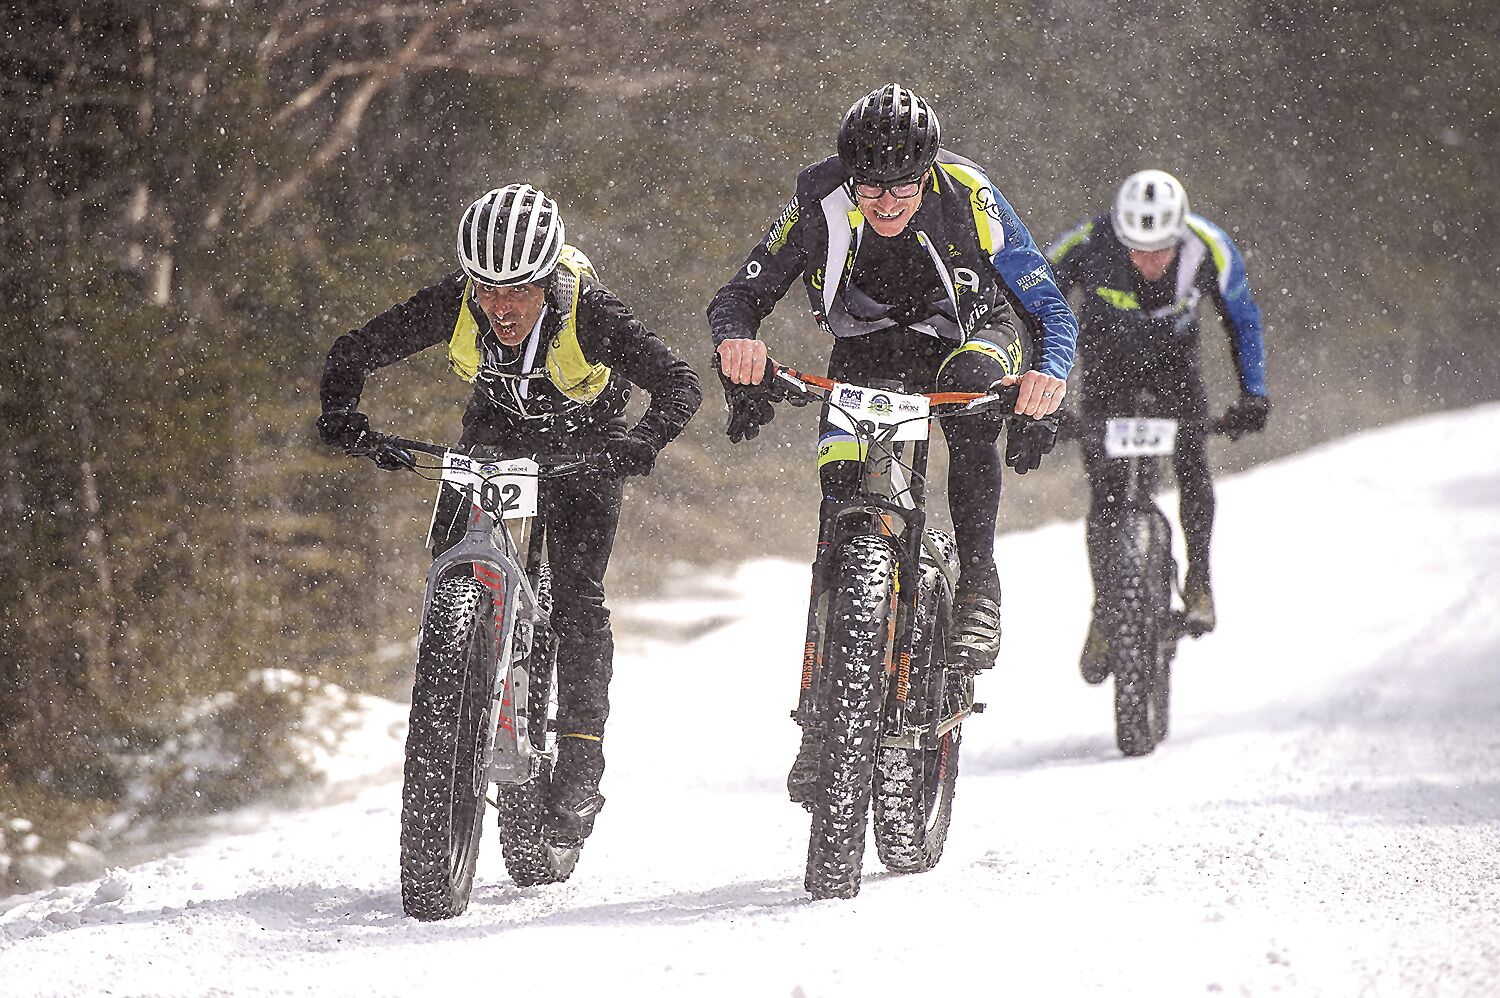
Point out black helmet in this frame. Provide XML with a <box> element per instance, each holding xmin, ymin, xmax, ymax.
<box><xmin>837</xmin><ymin>84</ymin><xmax>942</xmax><ymax>186</ymax></box>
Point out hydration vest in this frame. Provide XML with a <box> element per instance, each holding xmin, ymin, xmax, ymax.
<box><xmin>445</xmin><ymin>244</ymin><xmax>612</xmax><ymax>406</ymax></box>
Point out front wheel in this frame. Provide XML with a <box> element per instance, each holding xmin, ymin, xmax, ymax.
<box><xmin>805</xmin><ymin>534</ymin><xmax>895</xmax><ymax>900</ymax></box>
<box><xmin>874</xmin><ymin>532</ymin><xmax>961</xmax><ymax>873</ymax></box>
<box><xmin>1111</xmin><ymin>512</ymin><xmax>1161</xmax><ymax>757</ymax></box>
<box><xmin>401</xmin><ymin>574</ymin><xmax>496</xmax><ymax>920</ymax></box>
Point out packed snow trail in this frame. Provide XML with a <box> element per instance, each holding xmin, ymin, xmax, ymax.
<box><xmin>4</xmin><ymin>405</ymin><xmax>1499</xmax><ymax>997</ymax></box>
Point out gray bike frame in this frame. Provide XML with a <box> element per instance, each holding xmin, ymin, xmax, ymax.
<box><xmin>423</xmin><ymin>478</ymin><xmax>546</xmax><ymax>787</ymax></box>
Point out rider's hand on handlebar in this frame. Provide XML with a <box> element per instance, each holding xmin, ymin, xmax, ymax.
<box><xmin>1220</xmin><ymin>393</ymin><xmax>1270</xmax><ymax>441</ymax></box>
<box><xmin>1005</xmin><ymin>413</ymin><xmax>1060</xmax><ymax>474</ymax></box>
<box><xmin>716</xmin><ymin>338</ymin><xmax>769</xmax><ymax>385</ymax></box>
<box><xmin>317</xmin><ymin>408</ymin><xmax>371</xmax><ymax>452</ymax></box>
<box><xmin>723</xmin><ymin>382</ymin><xmax>776</xmax><ymax>443</ymax></box>
<box><xmin>604</xmin><ymin>431</ymin><xmax>660</xmax><ymax>478</ymax></box>
<box><xmin>999</xmin><ymin>370</ymin><xmax>1067</xmax><ymax>418</ymax></box>
<box><xmin>714</xmin><ymin>342</ymin><xmax>776</xmax><ymax>443</ymax></box>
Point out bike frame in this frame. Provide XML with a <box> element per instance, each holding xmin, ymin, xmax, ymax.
<box><xmin>426</xmin><ymin>495</ymin><xmax>543</xmax><ymax>786</ymax></box>
<box><xmin>772</xmin><ymin>366</ymin><xmax>998</xmax><ymax>751</ymax></box>
<box><xmin>372</xmin><ymin>435</ymin><xmax>583</xmax><ymax>788</ymax></box>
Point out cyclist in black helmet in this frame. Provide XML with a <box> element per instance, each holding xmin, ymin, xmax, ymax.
<box><xmin>707</xmin><ymin>84</ymin><xmax>1079</xmax><ymax>804</ymax></box>
<box><xmin>318</xmin><ymin>184</ymin><xmax>701</xmax><ymax>844</ymax></box>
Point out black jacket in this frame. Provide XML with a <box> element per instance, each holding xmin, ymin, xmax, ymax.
<box><xmin>707</xmin><ymin>151</ymin><xmax>1078</xmax><ymax>380</ymax></box>
<box><xmin>321</xmin><ymin>269</ymin><xmax>701</xmax><ymax>451</ymax></box>
<box><xmin>1046</xmin><ymin>213</ymin><xmax>1266</xmax><ymax>397</ymax></box>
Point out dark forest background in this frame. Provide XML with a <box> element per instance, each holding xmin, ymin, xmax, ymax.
<box><xmin>2</xmin><ymin>0</ymin><xmax>1495</xmax><ymax>890</ymax></box>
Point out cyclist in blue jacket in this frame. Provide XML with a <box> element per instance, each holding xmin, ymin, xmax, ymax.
<box><xmin>708</xmin><ymin>84</ymin><xmax>1078</xmax><ymax>802</ymax></box>
<box><xmin>1048</xmin><ymin>170</ymin><xmax>1268</xmax><ymax>682</ymax></box>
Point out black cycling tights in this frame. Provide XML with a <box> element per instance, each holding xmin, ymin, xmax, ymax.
<box><xmin>1081</xmin><ymin>419</ymin><xmax>1215</xmax><ymax>596</ymax></box>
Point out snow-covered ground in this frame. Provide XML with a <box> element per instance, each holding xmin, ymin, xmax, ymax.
<box><xmin>4</xmin><ymin>405</ymin><xmax>1499</xmax><ymax>997</ymax></box>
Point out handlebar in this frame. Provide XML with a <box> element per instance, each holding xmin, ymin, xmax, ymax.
<box><xmin>348</xmin><ymin>430</ymin><xmax>613</xmax><ymax>478</ymax></box>
<box><xmin>761</xmin><ymin>359</ymin><xmax>1019</xmax><ymax>416</ymax></box>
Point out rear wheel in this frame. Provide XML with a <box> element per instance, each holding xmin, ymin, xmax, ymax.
<box><xmin>401</xmin><ymin>574</ymin><xmax>495</xmax><ymax>920</ymax></box>
<box><xmin>805</xmin><ymin>534</ymin><xmax>895</xmax><ymax>900</ymax></box>
<box><xmin>497</xmin><ymin>563</ymin><xmax>580</xmax><ymax>886</ymax></box>
<box><xmin>874</xmin><ymin>531</ymin><xmax>961</xmax><ymax>874</ymax></box>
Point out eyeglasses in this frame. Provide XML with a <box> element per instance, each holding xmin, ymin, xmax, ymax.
<box><xmin>852</xmin><ymin>178</ymin><xmax>924</xmax><ymax>201</ymax></box>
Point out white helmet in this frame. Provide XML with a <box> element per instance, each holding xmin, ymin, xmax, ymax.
<box><xmin>1112</xmin><ymin>170</ymin><xmax>1189</xmax><ymax>251</ymax></box>
<box><xmin>456</xmin><ymin>184</ymin><xmax>565</xmax><ymax>287</ymax></box>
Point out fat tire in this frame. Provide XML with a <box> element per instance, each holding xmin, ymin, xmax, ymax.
<box><xmin>497</xmin><ymin>562</ymin><xmax>580</xmax><ymax>886</ymax></box>
<box><xmin>805</xmin><ymin>534</ymin><xmax>895</xmax><ymax>900</ymax></box>
<box><xmin>1112</xmin><ymin>513</ymin><xmax>1158</xmax><ymax>757</ymax></box>
<box><xmin>1146</xmin><ymin>511</ymin><xmax>1176</xmax><ymax>745</ymax></box>
<box><xmin>401</xmin><ymin>574</ymin><xmax>495</xmax><ymax>920</ymax></box>
<box><xmin>873</xmin><ymin>530</ymin><xmax>960</xmax><ymax>874</ymax></box>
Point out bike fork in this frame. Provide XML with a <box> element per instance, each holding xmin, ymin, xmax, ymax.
<box><xmin>792</xmin><ymin>508</ymin><xmax>838</xmax><ymax>731</ymax></box>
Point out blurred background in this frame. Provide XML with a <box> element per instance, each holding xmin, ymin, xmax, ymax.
<box><xmin>2</xmin><ymin>0</ymin><xmax>1495</xmax><ymax>889</ymax></box>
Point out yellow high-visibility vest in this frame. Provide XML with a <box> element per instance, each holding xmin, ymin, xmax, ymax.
<box><xmin>446</xmin><ymin>245</ymin><xmax>611</xmax><ymax>405</ymax></box>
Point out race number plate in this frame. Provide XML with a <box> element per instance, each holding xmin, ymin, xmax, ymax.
<box><xmin>1104</xmin><ymin>418</ymin><xmax>1178</xmax><ymax>458</ymax></box>
<box><xmin>441</xmin><ymin>454</ymin><xmax>539</xmax><ymax>520</ymax></box>
<box><xmin>825</xmin><ymin>384</ymin><xmax>931</xmax><ymax>441</ymax></box>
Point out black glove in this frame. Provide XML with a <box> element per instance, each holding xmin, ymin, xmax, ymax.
<box><xmin>1005</xmin><ymin>413</ymin><xmax>1059</xmax><ymax>475</ymax></box>
<box><xmin>317</xmin><ymin>409</ymin><xmax>371</xmax><ymax>451</ymax></box>
<box><xmin>722</xmin><ymin>379</ymin><xmax>776</xmax><ymax>443</ymax></box>
<box><xmin>604</xmin><ymin>431</ymin><xmax>660</xmax><ymax>478</ymax></box>
<box><xmin>1220</xmin><ymin>394</ymin><xmax>1270</xmax><ymax>441</ymax></box>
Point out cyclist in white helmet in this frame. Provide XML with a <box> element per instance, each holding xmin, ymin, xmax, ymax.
<box><xmin>1048</xmin><ymin>170</ymin><xmax>1268</xmax><ymax>681</ymax></box>
<box><xmin>318</xmin><ymin>184</ymin><xmax>702</xmax><ymax>843</ymax></box>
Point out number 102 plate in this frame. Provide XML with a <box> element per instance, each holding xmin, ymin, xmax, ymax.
<box><xmin>441</xmin><ymin>453</ymin><xmax>539</xmax><ymax>520</ymax></box>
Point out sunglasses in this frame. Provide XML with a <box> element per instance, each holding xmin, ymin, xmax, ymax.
<box><xmin>852</xmin><ymin>178</ymin><xmax>924</xmax><ymax>201</ymax></box>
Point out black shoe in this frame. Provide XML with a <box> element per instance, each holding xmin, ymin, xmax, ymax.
<box><xmin>1183</xmin><ymin>569</ymin><xmax>1216</xmax><ymax>635</ymax></box>
<box><xmin>786</xmin><ymin>725</ymin><xmax>823</xmax><ymax>810</ymax></box>
<box><xmin>544</xmin><ymin>737</ymin><xmax>605</xmax><ymax>847</ymax></box>
<box><xmin>1079</xmin><ymin>618</ymin><xmax>1111</xmax><ymax>685</ymax></box>
<box><xmin>949</xmin><ymin>593</ymin><xmax>1002</xmax><ymax>670</ymax></box>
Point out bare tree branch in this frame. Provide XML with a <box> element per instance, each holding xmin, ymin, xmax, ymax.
<box><xmin>261</xmin><ymin>2</ymin><xmax>457</xmax><ymax>61</ymax></box>
<box><xmin>249</xmin><ymin>11</ymin><xmax>460</xmax><ymax>227</ymax></box>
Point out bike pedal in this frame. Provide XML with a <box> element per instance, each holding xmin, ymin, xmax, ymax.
<box><xmin>971</xmin><ymin>702</ymin><xmax>986</xmax><ymax>714</ymax></box>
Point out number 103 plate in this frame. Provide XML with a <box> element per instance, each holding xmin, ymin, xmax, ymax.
<box><xmin>1104</xmin><ymin>417</ymin><xmax>1178</xmax><ymax>458</ymax></box>
<box><xmin>441</xmin><ymin>453</ymin><xmax>539</xmax><ymax>519</ymax></box>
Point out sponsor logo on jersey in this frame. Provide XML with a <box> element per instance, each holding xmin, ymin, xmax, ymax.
<box><xmin>972</xmin><ymin>187</ymin><xmax>1007</xmax><ymax>221</ymax></box>
<box><xmin>766</xmin><ymin>198</ymin><xmax>800</xmax><ymax>254</ymax></box>
<box><xmin>1016</xmin><ymin>265</ymin><xmax>1050</xmax><ymax>292</ymax></box>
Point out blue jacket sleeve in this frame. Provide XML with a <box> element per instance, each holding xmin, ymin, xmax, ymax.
<box><xmin>1187</xmin><ymin>216</ymin><xmax>1267</xmax><ymax>397</ymax></box>
<box><xmin>986</xmin><ymin>188</ymin><xmax>1079</xmax><ymax>380</ymax></box>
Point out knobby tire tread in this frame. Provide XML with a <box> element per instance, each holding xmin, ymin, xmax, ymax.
<box><xmin>497</xmin><ymin>562</ymin><xmax>580</xmax><ymax>887</ymax></box>
<box><xmin>1112</xmin><ymin>513</ymin><xmax>1157</xmax><ymax>757</ymax></box>
<box><xmin>873</xmin><ymin>530</ymin><xmax>961</xmax><ymax>874</ymax></box>
<box><xmin>401</xmin><ymin>575</ymin><xmax>494</xmax><ymax>920</ymax></box>
<box><xmin>805</xmin><ymin>535</ymin><xmax>895</xmax><ymax>900</ymax></box>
